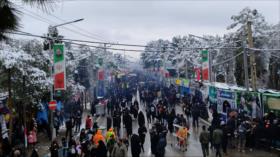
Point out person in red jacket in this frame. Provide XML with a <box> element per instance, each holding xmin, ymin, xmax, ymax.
<box><xmin>86</xmin><ymin>115</ymin><xmax>93</xmax><ymax>130</ymax></box>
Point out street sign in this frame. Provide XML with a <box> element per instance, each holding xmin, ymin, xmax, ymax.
<box><xmin>48</xmin><ymin>100</ymin><xmax>57</xmax><ymax>111</ymax></box>
<box><xmin>53</xmin><ymin>44</ymin><xmax>66</xmax><ymax>90</ymax></box>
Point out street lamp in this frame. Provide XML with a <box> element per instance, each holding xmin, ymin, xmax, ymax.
<box><xmin>49</xmin><ymin>18</ymin><xmax>84</xmax><ymax>140</ymax></box>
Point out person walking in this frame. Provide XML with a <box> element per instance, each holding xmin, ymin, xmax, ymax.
<box><xmin>93</xmin><ymin>130</ymin><xmax>105</xmax><ymax>146</ymax></box>
<box><xmin>238</xmin><ymin>121</ymin><xmax>247</xmax><ymax>153</ymax></box>
<box><xmin>113</xmin><ymin>109</ymin><xmax>121</xmax><ymax>137</ymax></box>
<box><xmin>221</xmin><ymin>121</ymin><xmax>229</xmax><ymax>156</ymax></box>
<box><xmin>107</xmin><ymin>116</ymin><xmax>112</xmax><ymax>131</ymax></box>
<box><xmin>96</xmin><ymin>140</ymin><xmax>108</xmax><ymax>157</ymax></box>
<box><xmin>150</xmin><ymin>126</ymin><xmax>159</xmax><ymax>155</ymax></box>
<box><xmin>112</xmin><ymin>139</ymin><xmax>128</xmax><ymax>157</ymax></box>
<box><xmin>138</xmin><ymin>125</ymin><xmax>147</xmax><ymax>152</ymax></box>
<box><xmin>131</xmin><ymin>134</ymin><xmax>141</xmax><ymax>157</ymax></box>
<box><xmin>156</xmin><ymin>133</ymin><xmax>167</xmax><ymax>157</ymax></box>
<box><xmin>50</xmin><ymin>140</ymin><xmax>60</xmax><ymax>157</ymax></box>
<box><xmin>75</xmin><ymin>110</ymin><xmax>82</xmax><ymax>132</ymax></box>
<box><xmin>85</xmin><ymin>115</ymin><xmax>93</xmax><ymax>131</ymax></box>
<box><xmin>138</xmin><ymin>111</ymin><xmax>145</xmax><ymax>128</ymax></box>
<box><xmin>124</xmin><ymin>113</ymin><xmax>133</xmax><ymax>137</ymax></box>
<box><xmin>213</xmin><ymin>124</ymin><xmax>223</xmax><ymax>157</ymax></box>
<box><xmin>107</xmin><ymin>135</ymin><xmax>116</xmax><ymax>157</ymax></box>
<box><xmin>199</xmin><ymin>125</ymin><xmax>210</xmax><ymax>157</ymax></box>
<box><xmin>66</xmin><ymin>117</ymin><xmax>74</xmax><ymax>140</ymax></box>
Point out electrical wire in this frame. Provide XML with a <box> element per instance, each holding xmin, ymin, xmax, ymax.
<box><xmin>212</xmin><ymin>51</ymin><xmax>243</xmax><ymax>67</ymax></box>
<box><xmin>18</xmin><ymin>6</ymin><xmax>109</xmax><ymax>42</ymax></box>
<box><xmin>17</xmin><ymin>4</ymin><xmax>110</xmax><ymax>42</ymax></box>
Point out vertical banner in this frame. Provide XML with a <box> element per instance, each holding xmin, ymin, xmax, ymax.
<box><xmin>98</xmin><ymin>69</ymin><xmax>105</xmax><ymax>81</ymax></box>
<box><xmin>53</xmin><ymin>44</ymin><xmax>66</xmax><ymax>90</ymax></box>
<box><xmin>201</xmin><ymin>50</ymin><xmax>209</xmax><ymax>80</ymax></box>
<box><xmin>194</xmin><ymin>68</ymin><xmax>201</xmax><ymax>81</ymax></box>
<box><xmin>97</xmin><ymin>81</ymin><xmax>105</xmax><ymax>97</ymax></box>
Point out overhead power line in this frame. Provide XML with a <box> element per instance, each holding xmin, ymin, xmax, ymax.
<box><xmin>212</xmin><ymin>51</ymin><xmax>243</xmax><ymax>67</ymax></box>
<box><xmin>18</xmin><ymin>6</ymin><xmax>109</xmax><ymax>42</ymax></box>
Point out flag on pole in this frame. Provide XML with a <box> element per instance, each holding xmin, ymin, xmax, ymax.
<box><xmin>53</xmin><ymin>44</ymin><xmax>66</xmax><ymax>90</ymax></box>
<box><xmin>201</xmin><ymin>50</ymin><xmax>209</xmax><ymax>80</ymax></box>
<box><xmin>98</xmin><ymin>69</ymin><xmax>105</xmax><ymax>80</ymax></box>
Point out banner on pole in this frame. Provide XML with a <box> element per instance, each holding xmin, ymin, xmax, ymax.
<box><xmin>201</xmin><ymin>50</ymin><xmax>209</xmax><ymax>80</ymax></box>
<box><xmin>53</xmin><ymin>44</ymin><xmax>66</xmax><ymax>90</ymax></box>
<box><xmin>98</xmin><ymin>69</ymin><xmax>105</xmax><ymax>80</ymax></box>
<box><xmin>194</xmin><ymin>68</ymin><xmax>201</xmax><ymax>81</ymax></box>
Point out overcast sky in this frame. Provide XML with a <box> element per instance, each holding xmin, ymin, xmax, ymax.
<box><xmin>12</xmin><ymin>0</ymin><xmax>280</xmax><ymax>59</ymax></box>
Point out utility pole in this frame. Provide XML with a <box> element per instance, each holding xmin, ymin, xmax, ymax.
<box><xmin>185</xmin><ymin>59</ymin><xmax>188</xmax><ymax>79</ymax></box>
<box><xmin>208</xmin><ymin>49</ymin><xmax>213</xmax><ymax>82</ymax></box>
<box><xmin>247</xmin><ymin>21</ymin><xmax>257</xmax><ymax>91</ymax></box>
<box><xmin>243</xmin><ymin>44</ymin><xmax>249</xmax><ymax>91</ymax></box>
<box><xmin>48</xmin><ymin>39</ymin><xmax>55</xmax><ymax>140</ymax></box>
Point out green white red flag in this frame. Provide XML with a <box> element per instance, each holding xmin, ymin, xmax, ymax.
<box><xmin>201</xmin><ymin>50</ymin><xmax>209</xmax><ymax>80</ymax></box>
<box><xmin>53</xmin><ymin>44</ymin><xmax>66</xmax><ymax>90</ymax></box>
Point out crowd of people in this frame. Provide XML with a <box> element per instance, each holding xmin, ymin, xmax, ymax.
<box><xmin>3</xmin><ymin>71</ymin><xmax>279</xmax><ymax>157</ymax></box>
<box><xmin>46</xmin><ymin>73</ymin><xmax>205</xmax><ymax>157</ymax></box>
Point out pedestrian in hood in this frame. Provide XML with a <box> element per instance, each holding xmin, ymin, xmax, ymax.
<box><xmin>131</xmin><ymin>134</ymin><xmax>141</xmax><ymax>157</ymax></box>
<box><xmin>106</xmin><ymin>128</ymin><xmax>115</xmax><ymax>142</ymax></box>
<box><xmin>112</xmin><ymin>139</ymin><xmax>127</xmax><ymax>157</ymax></box>
<box><xmin>96</xmin><ymin>140</ymin><xmax>107</xmax><ymax>157</ymax></box>
<box><xmin>138</xmin><ymin>111</ymin><xmax>145</xmax><ymax>127</ymax></box>
<box><xmin>93</xmin><ymin>130</ymin><xmax>105</xmax><ymax>146</ymax></box>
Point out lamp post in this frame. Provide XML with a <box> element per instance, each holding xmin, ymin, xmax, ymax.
<box><xmin>48</xmin><ymin>18</ymin><xmax>84</xmax><ymax>140</ymax></box>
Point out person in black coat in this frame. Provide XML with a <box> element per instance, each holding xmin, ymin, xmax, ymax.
<box><xmin>96</xmin><ymin>140</ymin><xmax>107</xmax><ymax>157</ymax></box>
<box><xmin>124</xmin><ymin>113</ymin><xmax>133</xmax><ymax>137</ymax></box>
<box><xmin>138</xmin><ymin>125</ymin><xmax>147</xmax><ymax>152</ymax></box>
<box><xmin>50</xmin><ymin>140</ymin><xmax>59</xmax><ymax>157</ymax></box>
<box><xmin>150</xmin><ymin>127</ymin><xmax>159</xmax><ymax>155</ymax></box>
<box><xmin>156</xmin><ymin>133</ymin><xmax>167</xmax><ymax>157</ymax></box>
<box><xmin>138</xmin><ymin>111</ymin><xmax>145</xmax><ymax>127</ymax></box>
<box><xmin>168</xmin><ymin>109</ymin><xmax>176</xmax><ymax>134</ymax></box>
<box><xmin>131</xmin><ymin>134</ymin><xmax>141</xmax><ymax>157</ymax></box>
<box><xmin>107</xmin><ymin>116</ymin><xmax>112</xmax><ymax>131</ymax></box>
<box><xmin>113</xmin><ymin>109</ymin><xmax>121</xmax><ymax>137</ymax></box>
<box><xmin>66</xmin><ymin>117</ymin><xmax>74</xmax><ymax>140</ymax></box>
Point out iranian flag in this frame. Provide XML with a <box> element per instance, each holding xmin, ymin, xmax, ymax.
<box><xmin>201</xmin><ymin>50</ymin><xmax>209</xmax><ymax>80</ymax></box>
<box><xmin>53</xmin><ymin>44</ymin><xmax>66</xmax><ymax>90</ymax></box>
<box><xmin>98</xmin><ymin>69</ymin><xmax>105</xmax><ymax>80</ymax></box>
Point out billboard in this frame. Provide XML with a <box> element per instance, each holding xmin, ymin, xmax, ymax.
<box><xmin>236</xmin><ymin>91</ymin><xmax>262</xmax><ymax>118</ymax></box>
<box><xmin>262</xmin><ymin>93</ymin><xmax>280</xmax><ymax>116</ymax></box>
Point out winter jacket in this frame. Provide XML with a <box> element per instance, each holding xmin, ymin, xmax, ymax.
<box><xmin>177</xmin><ymin>127</ymin><xmax>188</xmax><ymax>140</ymax></box>
<box><xmin>86</xmin><ymin>117</ymin><xmax>93</xmax><ymax>130</ymax></box>
<box><xmin>131</xmin><ymin>134</ymin><xmax>141</xmax><ymax>157</ymax></box>
<box><xmin>106</xmin><ymin>128</ymin><xmax>115</xmax><ymax>142</ymax></box>
<box><xmin>213</xmin><ymin>128</ymin><xmax>223</xmax><ymax>144</ymax></box>
<box><xmin>199</xmin><ymin>130</ymin><xmax>210</xmax><ymax>144</ymax></box>
<box><xmin>96</xmin><ymin>141</ymin><xmax>107</xmax><ymax>157</ymax></box>
<box><xmin>138</xmin><ymin>111</ymin><xmax>145</xmax><ymax>127</ymax></box>
<box><xmin>93</xmin><ymin>130</ymin><xmax>105</xmax><ymax>146</ymax></box>
<box><xmin>112</xmin><ymin>143</ymin><xmax>127</xmax><ymax>157</ymax></box>
<box><xmin>156</xmin><ymin>135</ymin><xmax>167</xmax><ymax>157</ymax></box>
